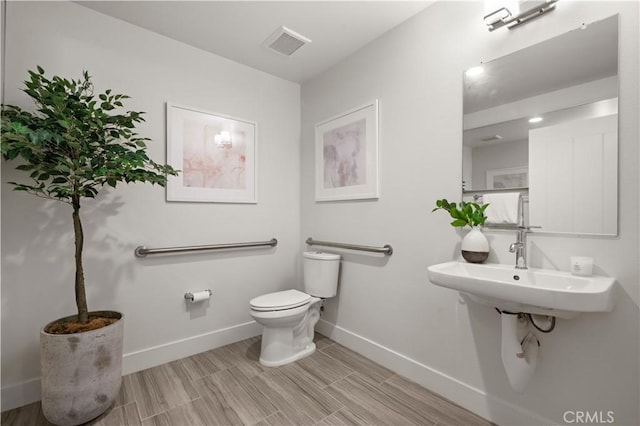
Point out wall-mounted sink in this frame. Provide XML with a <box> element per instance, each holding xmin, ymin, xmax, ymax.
<box><xmin>427</xmin><ymin>261</ymin><xmax>616</xmax><ymax>319</ymax></box>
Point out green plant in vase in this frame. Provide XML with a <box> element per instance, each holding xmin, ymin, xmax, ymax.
<box><xmin>432</xmin><ymin>198</ymin><xmax>489</xmax><ymax>228</ymax></box>
<box><xmin>432</xmin><ymin>198</ymin><xmax>490</xmax><ymax>263</ymax></box>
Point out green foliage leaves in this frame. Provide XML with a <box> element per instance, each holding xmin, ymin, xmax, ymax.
<box><xmin>432</xmin><ymin>198</ymin><xmax>489</xmax><ymax>228</ymax></box>
<box><xmin>2</xmin><ymin>67</ymin><xmax>180</xmax><ymax>323</ymax></box>
<box><xmin>1</xmin><ymin>67</ymin><xmax>179</xmax><ymax>205</ymax></box>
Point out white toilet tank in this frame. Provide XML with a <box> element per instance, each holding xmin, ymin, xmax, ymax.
<box><xmin>303</xmin><ymin>251</ymin><xmax>341</xmax><ymax>298</ymax></box>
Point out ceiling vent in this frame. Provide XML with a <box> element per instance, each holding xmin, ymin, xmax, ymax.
<box><xmin>480</xmin><ymin>134</ymin><xmax>504</xmax><ymax>142</ymax></box>
<box><xmin>264</xmin><ymin>26</ymin><xmax>311</xmax><ymax>56</ymax></box>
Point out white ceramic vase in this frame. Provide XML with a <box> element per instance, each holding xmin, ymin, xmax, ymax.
<box><xmin>461</xmin><ymin>226</ymin><xmax>489</xmax><ymax>263</ymax></box>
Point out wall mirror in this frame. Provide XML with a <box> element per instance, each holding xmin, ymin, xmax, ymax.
<box><xmin>462</xmin><ymin>15</ymin><xmax>618</xmax><ymax>236</ymax></box>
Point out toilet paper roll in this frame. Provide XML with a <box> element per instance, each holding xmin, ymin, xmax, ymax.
<box><xmin>190</xmin><ymin>291</ymin><xmax>211</xmax><ymax>303</ymax></box>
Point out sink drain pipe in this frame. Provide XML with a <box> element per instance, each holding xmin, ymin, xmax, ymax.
<box><xmin>499</xmin><ymin>311</ymin><xmax>540</xmax><ymax>392</ymax></box>
<box><xmin>527</xmin><ymin>313</ymin><xmax>556</xmax><ymax>333</ymax></box>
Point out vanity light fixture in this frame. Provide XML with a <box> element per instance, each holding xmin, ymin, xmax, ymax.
<box><xmin>484</xmin><ymin>0</ymin><xmax>559</xmax><ymax>32</ymax></box>
<box><xmin>529</xmin><ymin>116</ymin><xmax>543</xmax><ymax>123</ymax></box>
<box><xmin>214</xmin><ymin>131</ymin><xmax>232</xmax><ymax>147</ymax></box>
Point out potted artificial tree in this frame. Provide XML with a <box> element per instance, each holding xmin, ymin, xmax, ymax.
<box><xmin>432</xmin><ymin>198</ymin><xmax>490</xmax><ymax>263</ymax></box>
<box><xmin>1</xmin><ymin>67</ymin><xmax>177</xmax><ymax>425</ymax></box>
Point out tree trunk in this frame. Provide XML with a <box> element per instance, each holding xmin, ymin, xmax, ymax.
<box><xmin>72</xmin><ymin>194</ymin><xmax>89</xmax><ymax>323</ymax></box>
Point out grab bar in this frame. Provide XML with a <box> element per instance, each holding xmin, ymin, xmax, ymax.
<box><xmin>135</xmin><ymin>238</ymin><xmax>278</xmax><ymax>257</ymax></box>
<box><xmin>473</xmin><ymin>194</ymin><xmax>529</xmax><ymax>203</ymax></box>
<box><xmin>305</xmin><ymin>237</ymin><xmax>393</xmax><ymax>256</ymax></box>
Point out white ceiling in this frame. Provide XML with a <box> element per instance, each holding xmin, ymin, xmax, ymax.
<box><xmin>77</xmin><ymin>1</ymin><xmax>434</xmax><ymax>83</ymax></box>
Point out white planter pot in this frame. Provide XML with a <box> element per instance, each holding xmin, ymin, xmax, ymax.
<box><xmin>41</xmin><ymin>311</ymin><xmax>123</xmax><ymax>426</ymax></box>
<box><xmin>461</xmin><ymin>226</ymin><xmax>489</xmax><ymax>263</ymax></box>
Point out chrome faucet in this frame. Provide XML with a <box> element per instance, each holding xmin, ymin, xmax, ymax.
<box><xmin>509</xmin><ymin>226</ymin><xmax>540</xmax><ymax>269</ymax></box>
<box><xmin>509</xmin><ymin>228</ymin><xmax>528</xmax><ymax>269</ymax></box>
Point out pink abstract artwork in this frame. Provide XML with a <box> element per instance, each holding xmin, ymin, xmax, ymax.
<box><xmin>182</xmin><ymin>120</ymin><xmax>246</xmax><ymax>190</ymax></box>
<box><xmin>314</xmin><ymin>100</ymin><xmax>378</xmax><ymax>201</ymax></box>
<box><xmin>322</xmin><ymin>119</ymin><xmax>366</xmax><ymax>189</ymax></box>
<box><xmin>167</xmin><ymin>104</ymin><xmax>257</xmax><ymax>203</ymax></box>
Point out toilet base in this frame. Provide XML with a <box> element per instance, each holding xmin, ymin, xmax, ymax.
<box><xmin>259</xmin><ymin>341</ymin><xmax>316</xmax><ymax>367</ymax></box>
<box><xmin>252</xmin><ymin>298</ymin><xmax>322</xmax><ymax>367</ymax></box>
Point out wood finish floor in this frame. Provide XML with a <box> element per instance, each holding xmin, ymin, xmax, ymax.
<box><xmin>1</xmin><ymin>334</ymin><xmax>492</xmax><ymax>426</ymax></box>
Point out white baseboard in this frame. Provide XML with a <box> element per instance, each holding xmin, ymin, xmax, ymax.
<box><xmin>0</xmin><ymin>377</ymin><xmax>41</xmax><ymax>414</ymax></box>
<box><xmin>122</xmin><ymin>320</ymin><xmax>262</xmax><ymax>375</ymax></box>
<box><xmin>316</xmin><ymin>319</ymin><xmax>554</xmax><ymax>426</ymax></box>
<box><xmin>1</xmin><ymin>321</ymin><xmax>262</xmax><ymax>412</ymax></box>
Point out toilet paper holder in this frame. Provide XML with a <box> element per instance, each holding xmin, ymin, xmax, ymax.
<box><xmin>184</xmin><ymin>289</ymin><xmax>213</xmax><ymax>302</ymax></box>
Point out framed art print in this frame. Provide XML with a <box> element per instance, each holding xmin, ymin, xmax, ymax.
<box><xmin>315</xmin><ymin>100</ymin><xmax>379</xmax><ymax>201</ymax></box>
<box><xmin>166</xmin><ymin>103</ymin><xmax>257</xmax><ymax>203</ymax></box>
<box><xmin>486</xmin><ymin>166</ymin><xmax>528</xmax><ymax>190</ymax></box>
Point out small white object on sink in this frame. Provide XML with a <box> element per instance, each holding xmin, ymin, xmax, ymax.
<box><xmin>570</xmin><ymin>256</ymin><xmax>594</xmax><ymax>276</ymax></box>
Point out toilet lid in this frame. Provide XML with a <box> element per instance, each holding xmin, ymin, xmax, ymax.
<box><xmin>250</xmin><ymin>289</ymin><xmax>311</xmax><ymax>311</ymax></box>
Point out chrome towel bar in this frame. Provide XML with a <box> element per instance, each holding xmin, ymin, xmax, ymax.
<box><xmin>306</xmin><ymin>237</ymin><xmax>393</xmax><ymax>256</ymax></box>
<box><xmin>135</xmin><ymin>238</ymin><xmax>278</xmax><ymax>257</ymax></box>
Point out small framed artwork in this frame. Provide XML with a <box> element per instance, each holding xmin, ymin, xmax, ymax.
<box><xmin>315</xmin><ymin>100</ymin><xmax>379</xmax><ymax>201</ymax></box>
<box><xmin>486</xmin><ymin>166</ymin><xmax>528</xmax><ymax>189</ymax></box>
<box><xmin>166</xmin><ymin>103</ymin><xmax>257</xmax><ymax>203</ymax></box>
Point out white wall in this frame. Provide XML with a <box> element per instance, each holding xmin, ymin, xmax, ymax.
<box><xmin>1</xmin><ymin>1</ymin><xmax>300</xmax><ymax>410</ymax></box>
<box><xmin>302</xmin><ymin>1</ymin><xmax>638</xmax><ymax>425</ymax></box>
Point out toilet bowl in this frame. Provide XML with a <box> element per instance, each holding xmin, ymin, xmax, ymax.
<box><xmin>249</xmin><ymin>252</ymin><xmax>340</xmax><ymax>367</ymax></box>
<box><xmin>250</xmin><ymin>289</ymin><xmax>321</xmax><ymax>366</ymax></box>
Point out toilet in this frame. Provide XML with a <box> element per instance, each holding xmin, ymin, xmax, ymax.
<box><xmin>249</xmin><ymin>251</ymin><xmax>340</xmax><ymax>367</ymax></box>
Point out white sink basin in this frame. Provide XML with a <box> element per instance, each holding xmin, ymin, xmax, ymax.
<box><xmin>427</xmin><ymin>261</ymin><xmax>616</xmax><ymax>319</ymax></box>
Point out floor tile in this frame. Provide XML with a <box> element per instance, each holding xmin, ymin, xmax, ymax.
<box><xmin>252</xmin><ymin>368</ymin><xmax>343</xmax><ymax>424</ymax></box>
<box><xmin>91</xmin><ymin>402</ymin><xmax>141</xmax><ymax>426</ymax></box>
<box><xmin>280</xmin><ymin>349</ymin><xmax>353</xmax><ymax>388</ymax></box>
<box><xmin>254</xmin><ymin>410</ymin><xmax>296</xmax><ymax>426</ymax></box>
<box><xmin>114</xmin><ymin>374</ymin><xmax>136</xmax><ymax>408</ymax></box>
<box><xmin>383</xmin><ymin>375</ymin><xmax>494</xmax><ymax>426</ymax></box>
<box><xmin>313</xmin><ymin>332</ymin><xmax>334</xmax><ymax>350</ymax></box>
<box><xmin>129</xmin><ymin>360</ymin><xmax>200</xmax><ymax>419</ymax></box>
<box><xmin>0</xmin><ymin>401</ymin><xmax>53</xmax><ymax>426</ymax></box>
<box><xmin>223</xmin><ymin>336</ymin><xmax>267</xmax><ymax>378</ymax></box>
<box><xmin>198</xmin><ymin>367</ymin><xmax>277</xmax><ymax>424</ymax></box>
<box><xmin>179</xmin><ymin>348</ymin><xmax>231</xmax><ymax>381</ymax></box>
<box><xmin>326</xmin><ymin>373</ymin><xmax>426</xmax><ymax>425</ymax></box>
<box><xmin>315</xmin><ymin>407</ymin><xmax>370</xmax><ymax>425</ymax></box>
<box><xmin>320</xmin><ymin>343</ymin><xmax>394</xmax><ymax>384</ymax></box>
<box><xmin>191</xmin><ymin>376</ymin><xmax>244</xmax><ymax>425</ymax></box>
<box><xmin>140</xmin><ymin>398</ymin><xmax>217</xmax><ymax>426</ymax></box>
<box><xmin>2</xmin><ymin>333</ymin><xmax>491</xmax><ymax>426</ymax></box>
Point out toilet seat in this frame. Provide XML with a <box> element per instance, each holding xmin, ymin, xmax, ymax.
<box><xmin>250</xmin><ymin>289</ymin><xmax>311</xmax><ymax>312</ymax></box>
